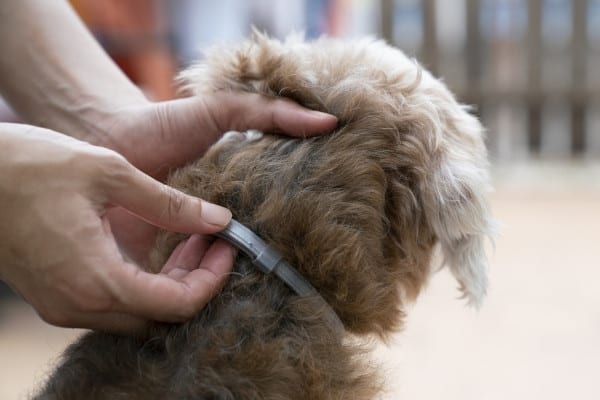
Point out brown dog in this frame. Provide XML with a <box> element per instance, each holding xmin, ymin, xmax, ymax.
<box><xmin>35</xmin><ymin>34</ymin><xmax>494</xmax><ymax>400</ymax></box>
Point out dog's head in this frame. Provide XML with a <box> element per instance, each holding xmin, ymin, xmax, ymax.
<box><xmin>170</xmin><ymin>34</ymin><xmax>494</xmax><ymax>337</ymax></box>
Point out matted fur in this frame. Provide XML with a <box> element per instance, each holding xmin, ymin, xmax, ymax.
<box><xmin>35</xmin><ymin>34</ymin><xmax>494</xmax><ymax>400</ymax></box>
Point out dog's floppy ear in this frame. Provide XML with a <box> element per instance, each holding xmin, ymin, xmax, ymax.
<box><xmin>420</xmin><ymin>104</ymin><xmax>495</xmax><ymax>307</ymax></box>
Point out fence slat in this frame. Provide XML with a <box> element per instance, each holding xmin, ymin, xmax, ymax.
<box><xmin>527</xmin><ymin>0</ymin><xmax>542</xmax><ymax>154</ymax></box>
<box><xmin>572</xmin><ymin>0</ymin><xmax>587</xmax><ymax>154</ymax></box>
<box><xmin>421</xmin><ymin>0</ymin><xmax>438</xmax><ymax>75</ymax></box>
<box><xmin>466</xmin><ymin>0</ymin><xmax>481</xmax><ymax>107</ymax></box>
<box><xmin>389</xmin><ymin>0</ymin><xmax>594</xmax><ymax>158</ymax></box>
<box><xmin>380</xmin><ymin>0</ymin><xmax>394</xmax><ymax>44</ymax></box>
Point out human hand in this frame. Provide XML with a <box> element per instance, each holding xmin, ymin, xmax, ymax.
<box><xmin>94</xmin><ymin>92</ymin><xmax>338</xmax><ymax>179</ymax></box>
<box><xmin>89</xmin><ymin>92</ymin><xmax>338</xmax><ymax>266</ymax></box>
<box><xmin>0</xmin><ymin>123</ymin><xmax>235</xmax><ymax>333</ymax></box>
<box><xmin>0</xmin><ymin>0</ymin><xmax>338</xmax><ymax>310</ymax></box>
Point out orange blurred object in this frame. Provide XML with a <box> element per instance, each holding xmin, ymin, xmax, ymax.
<box><xmin>71</xmin><ymin>0</ymin><xmax>176</xmax><ymax>100</ymax></box>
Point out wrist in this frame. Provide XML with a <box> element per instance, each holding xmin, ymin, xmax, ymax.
<box><xmin>81</xmin><ymin>98</ymin><xmax>154</xmax><ymax>167</ymax></box>
<box><xmin>44</xmin><ymin>89</ymin><xmax>150</xmax><ymax>144</ymax></box>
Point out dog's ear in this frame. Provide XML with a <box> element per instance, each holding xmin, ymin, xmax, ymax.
<box><xmin>420</xmin><ymin>104</ymin><xmax>495</xmax><ymax>307</ymax></box>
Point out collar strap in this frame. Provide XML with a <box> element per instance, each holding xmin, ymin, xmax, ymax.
<box><xmin>215</xmin><ymin>219</ymin><xmax>343</xmax><ymax>332</ymax></box>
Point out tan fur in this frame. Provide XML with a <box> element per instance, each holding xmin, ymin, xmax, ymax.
<box><xmin>35</xmin><ymin>34</ymin><xmax>494</xmax><ymax>400</ymax></box>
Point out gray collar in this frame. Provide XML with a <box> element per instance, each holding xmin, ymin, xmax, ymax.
<box><xmin>216</xmin><ymin>219</ymin><xmax>343</xmax><ymax>332</ymax></box>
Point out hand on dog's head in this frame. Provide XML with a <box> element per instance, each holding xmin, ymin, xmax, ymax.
<box><xmin>157</xmin><ymin>33</ymin><xmax>495</xmax><ymax>338</ymax></box>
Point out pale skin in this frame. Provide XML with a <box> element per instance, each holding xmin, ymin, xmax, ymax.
<box><xmin>0</xmin><ymin>0</ymin><xmax>337</xmax><ymax>333</ymax></box>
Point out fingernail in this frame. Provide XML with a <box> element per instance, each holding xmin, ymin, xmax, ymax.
<box><xmin>306</xmin><ymin>110</ymin><xmax>336</xmax><ymax>120</ymax></box>
<box><xmin>200</xmin><ymin>201</ymin><xmax>232</xmax><ymax>227</ymax></box>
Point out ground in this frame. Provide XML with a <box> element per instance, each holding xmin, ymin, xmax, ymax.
<box><xmin>1</xmin><ymin>161</ymin><xmax>599</xmax><ymax>400</ymax></box>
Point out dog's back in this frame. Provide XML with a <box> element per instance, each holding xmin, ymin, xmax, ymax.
<box><xmin>36</xmin><ymin>35</ymin><xmax>494</xmax><ymax>400</ymax></box>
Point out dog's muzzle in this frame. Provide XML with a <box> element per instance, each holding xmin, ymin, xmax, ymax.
<box><xmin>215</xmin><ymin>219</ymin><xmax>344</xmax><ymax>332</ymax></box>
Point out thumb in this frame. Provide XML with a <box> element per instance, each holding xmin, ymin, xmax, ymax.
<box><xmin>201</xmin><ymin>92</ymin><xmax>339</xmax><ymax>137</ymax></box>
<box><xmin>103</xmin><ymin>157</ymin><xmax>231</xmax><ymax>233</ymax></box>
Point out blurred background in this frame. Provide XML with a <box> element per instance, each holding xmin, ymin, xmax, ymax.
<box><xmin>1</xmin><ymin>0</ymin><xmax>599</xmax><ymax>399</ymax></box>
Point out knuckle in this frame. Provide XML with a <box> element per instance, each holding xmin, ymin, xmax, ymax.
<box><xmin>38</xmin><ymin>308</ymin><xmax>70</xmax><ymax>327</ymax></box>
<box><xmin>152</xmin><ymin>102</ymin><xmax>175</xmax><ymax>137</ymax></box>
<box><xmin>199</xmin><ymin>95</ymin><xmax>228</xmax><ymax>133</ymax></box>
<box><xmin>165</xmin><ymin>188</ymin><xmax>186</xmax><ymax>221</ymax></box>
<box><xmin>91</xmin><ymin>149</ymin><xmax>133</xmax><ymax>190</ymax></box>
<box><xmin>96</xmin><ymin>149</ymin><xmax>129</xmax><ymax>175</ymax></box>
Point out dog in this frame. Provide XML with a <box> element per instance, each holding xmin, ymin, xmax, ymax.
<box><xmin>35</xmin><ymin>33</ymin><xmax>494</xmax><ymax>399</ymax></box>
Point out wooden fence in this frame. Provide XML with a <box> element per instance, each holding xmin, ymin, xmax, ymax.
<box><xmin>380</xmin><ymin>0</ymin><xmax>598</xmax><ymax>159</ymax></box>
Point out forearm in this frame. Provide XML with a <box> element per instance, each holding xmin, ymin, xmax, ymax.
<box><xmin>0</xmin><ymin>0</ymin><xmax>147</xmax><ymax>140</ymax></box>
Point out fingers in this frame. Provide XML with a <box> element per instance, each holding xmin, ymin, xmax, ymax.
<box><xmin>2</xmin><ymin>126</ymin><xmax>235</xmax><ymax>334</ymax></box>
<box><xmin>113</xmin><ymin>239</ymin><xmax>235</xmax><ymax>323</ymax></box>
<box><xmin>85</xmin><ymin>148</ymin><xmax>235</xmax><ymax>332</ymax></box>
<box><xmin>111</xmin><ymin>93</ymin><xmax>337</xmax><ymax>180</ymax></box>
<box><xmin>102</xmin><ymin>157</ymin><xmax>231</xmax><ymax>234</ymax></box>
<box><xmin>32</xmin><ymin>224</ymin><xmax>233</xmax><ymax>335</ymax></box>
<box><xmin>202</xmin><ymin>93</ymin><xmax>338</xmax><ymax>137</ymax></box>
<box><xmin>161</xmin><ymin>234</ymin><xmax>212</xmax><ymax>276</ymax></box>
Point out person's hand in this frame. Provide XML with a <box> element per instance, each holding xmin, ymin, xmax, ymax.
<box><xmin>0</xmin><ymin>0</ymin><xmax>337</xmax><ymax>332</ymax></box>
<box><xmin>89</xmin><ymin>93</ymin><xmax>338</xmax><ymax>266</ymax></box>
<box><xmin>94</xmin><ymin>92</ymin><xmax>338</xmax><ymax>179</ymax></box>
<box><xmin>0</xmin><ymin>123</ymin><xmax>235</xmax><ymax>333</ymax></box>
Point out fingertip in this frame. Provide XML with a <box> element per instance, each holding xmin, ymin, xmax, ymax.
<box><xmin>211</xmin><ymin>239</ymin><xmax>237</xmax><ymax>271</ymax></box>
<box><xmin>302</xmin><ymin>110</ymin><xmax>338</xmax><ymax>136</ymax></box>
<box><xmin>274</xmin><ymin>99</ymin><xmax>338</xmax><ymax>137</ymax></box>
<box><xmin>200</xmin><ymin>201</ymin><xmax>232</xmax><ymax>229</ymax></box>
<box><xmin>305</xmin><ymin>109</ymin><xmax>338</xmax><ymax>125</ymax></box>
<box><xmin>197</xmin><ymin>239</ymin><xmax>236</xmax><ymax>280</ymax></box>
<box><xmin>182</xmin><ymin>239</ymin><xmax>235</xmax><ymax>299</ymax></box>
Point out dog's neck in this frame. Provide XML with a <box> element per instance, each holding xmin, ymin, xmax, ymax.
<box><xmin>216</xmin><ymin>218</ymin><xmax>344</xmax><ymax>332</ymax></box>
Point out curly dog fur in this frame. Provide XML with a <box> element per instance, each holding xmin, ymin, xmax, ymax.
<box><xmin>35</xmin><ymin>34</ymin><xmax>494</xmax><ymax>399</ymax></box>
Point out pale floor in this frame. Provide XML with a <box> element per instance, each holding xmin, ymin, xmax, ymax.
<box><xmin>1</xmin><ymin>161</ymin><xmax>599</xmax><ymax>400</ymax></box>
